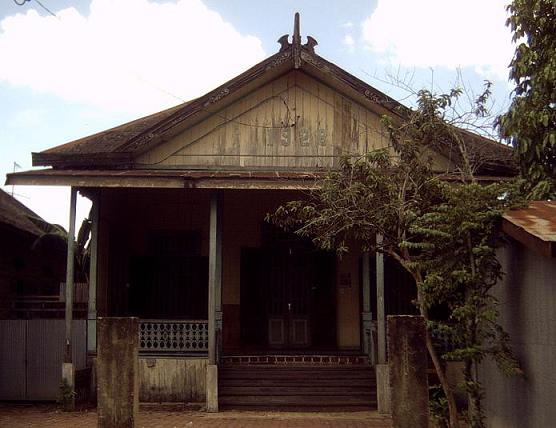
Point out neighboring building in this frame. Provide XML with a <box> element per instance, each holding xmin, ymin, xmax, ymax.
<box><xmin>0</xmin><ymin>188</ymin><xmax>66</xmax><ymax>318</ymax></box>
<box><xmin>6</xmin><ymin>16</ymin><xmax>514</xmax><ymax>409</ymax></box>
<box><xmin>481</xmin><ymin>201</ymin><xmax>556</xmax><ymax>428</ymax></box>
<box><xmin>0</xmin><ymin>189</ymin><xmax>88</xmax><ymax>401</ymax></box>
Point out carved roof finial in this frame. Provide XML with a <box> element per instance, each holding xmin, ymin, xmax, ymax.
<box><xmin>293</xmin><ymin>12</ymin><xmax>301</xmax><ymax>47</ymax></box>
<box><xmin>275</xmin><ymin>13</ymin><xmax>318</xmax><ymax>56</ymax></box>
<box><xmin>304</xmin><ymin>36</ymin><xmax>318</xmax><ymax>54</ymax></box>
<box><xmin>293</xmin><ymin>12</ymin><xmax>301</xmax><ymax>68</ymax></box>
<box><xmin>277</xmin><ymin>34</ymin><xmax>290</xmax><ymax>52</ymax></box>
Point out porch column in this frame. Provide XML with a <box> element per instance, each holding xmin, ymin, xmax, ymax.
<box><xmin>87</xmin><ymin>192</ymin><xmax>99</xmax><ymax>354</ymax></box>
<box><xmin>63</xmin><ymin>187</ymin><xmax>77</xmax><ymax>404</ymax></box>
<box><xmin>361</xmin><ymin>252</ymin><xmax>373</xmax><ymax>363</ymax></box>
<box><xmin>215</xmin><ymin>194</ymin><xmax>223</xmax><ymax>360</ymax></box>
<box><xmin>375</xmin><ymin>233</ymin><xmax>390</xmax><ymax>414</ymax></box>
<box><xmin>207</xmin><ymin>192</ymin><xmax>222</xmax><ymax>412</ymax></box>
<box><xmin>376</xmin><ymin>236</ymin><xmax>386</xmax><ymax>364</ymax></box>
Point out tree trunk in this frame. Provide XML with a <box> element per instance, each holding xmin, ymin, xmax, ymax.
<box><xmin>419</xmin><ymin>301</ymin><xmax>460</xmax><ymax>428</ymax></box>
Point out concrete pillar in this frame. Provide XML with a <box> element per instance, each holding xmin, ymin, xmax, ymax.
<box><xmin>207</xmin><ymin>192</ymin><xmax>222</xmax><ymax>412</ymax></box>
<box><xmin>376</xmin><ymin>364</ymin><xmax>391</xmax><ymax>414</ymax></box>
<box><xmin>87</xmin><ymin>193</ymin><xmax>99</xmax><ymax>355</ymax></box>
<box><xmin>388</xmin><ymin>315</ymin><xmax>429</xmax><ymax>428</ymax></box>
<box><xmin>97</xmin><ymin>317</ymin><xmax>139</xmax><ymax>428</ymax></box>
<box><xmin>206</xmin><ymin>364</ymin><xmax>219</xmax><ymax>412</ymax></box>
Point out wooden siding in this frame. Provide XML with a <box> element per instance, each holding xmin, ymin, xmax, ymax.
<box><xmin>139</xmin><ymin>357</ymin><xmax>206</xmax><ymax>402</ymax></box>
<box><xmin>136</xmin><ymin>71</ymin><xmax>390</xmax><ymax>170</ymax></box>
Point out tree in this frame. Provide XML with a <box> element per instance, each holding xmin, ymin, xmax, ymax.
<box><xmin>499</xmin><ymin>0</ymin><xmax>556</xmax><ymax>199</ymax></box>
<box><xmin>269</xmin><ymin>88</ymin><xmax>523</xmax><ymax>427</ymax></box>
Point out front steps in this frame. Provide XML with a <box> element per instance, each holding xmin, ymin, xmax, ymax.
<box><xmin>218</xmin><ymin>360</ymin><xmax>377</xmax><ymax>411</ymax></box>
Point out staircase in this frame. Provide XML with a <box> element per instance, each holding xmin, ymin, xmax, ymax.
<box><xmin>218</xmin><ymin>357</ymin><xmax>377</xmax><ymax>411</ymax></box>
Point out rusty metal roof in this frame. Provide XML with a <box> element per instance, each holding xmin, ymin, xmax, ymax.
<box><xmin>502</xmin><ymin>201</ymin><xmax>556</xmax><ymax>257</ymax></box>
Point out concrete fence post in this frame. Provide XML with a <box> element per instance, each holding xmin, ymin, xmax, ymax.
<box><xmin>388</xmin><ymin>315</ymin><xmax>429</xmax><ymax>428</ymax></box>
<box><xmin>97</xmin><ymin>317</ymin><xmax>139</xmax><ymax>428</ymax></box>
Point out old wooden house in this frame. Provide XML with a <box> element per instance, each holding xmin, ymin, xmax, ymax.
<box><xmin>6</xmin><ymin>16</ymin><xmax>514</xmax><ymax>410</ymax></box>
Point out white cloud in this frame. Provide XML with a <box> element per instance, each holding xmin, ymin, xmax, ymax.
<box><xmin>343</xmin><ymin>34</ymin><xmax>355</xmax><ymax>53</ymax></box>
<box><xmin>343</xmin><ymin>34</ymin><xmax>355</xmax><ymax>47</ymax></box>
<box><xmin>362</xmin><ymin>0</ymin><xmax>514</xmax><ymax>81</ymax></box>
<box><xmin>0</xmin><ymin>0</ymin><xmax>265</xmax><ymax>115</ymax></box>
<box><xmin>10</xmin><ymin>108</ymin><xmax>46</xmax><ymax>128</ymax></box>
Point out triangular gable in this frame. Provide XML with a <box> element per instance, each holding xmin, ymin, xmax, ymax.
<box><xmin>135</xmin><ymin>70</ymin><xmax>392</xmax><ymax>171</ymax></box>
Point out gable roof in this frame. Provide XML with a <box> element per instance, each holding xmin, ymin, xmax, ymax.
<box><xmin>28</xmin><ymin>16</ymin><xmax>413</xmax><ymax>169</ymax></box>
<box><xmin>17</xmin><ymin>14</ymin><xmax>514</xmax><ymax>180</ymax></box>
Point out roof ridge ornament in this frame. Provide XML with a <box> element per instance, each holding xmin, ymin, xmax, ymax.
<box><xmin>304</xmin><ymin>36</ymin><xmax>318</xmax><ymax>54</ymax></box>
<box><xmin>293</xmin><ymin>12</ymin><xmax>301</xmax><ymax>68</ymax></box>
<box><xmin>277</xmin><ymin>34</ymin><xmax>290</xmax><ymax>52</ymax></box>
<box><xmin>276</xmin><ymin>13</ymin><xmax>318</xmax><ymax>58</ymax></box>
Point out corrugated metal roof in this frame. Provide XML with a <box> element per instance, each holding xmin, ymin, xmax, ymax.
<box><xmin>503</xmin><ymin>202</ymin><xmax>556</xmax><ymax>243</ymax></box>
<box><xmin>502</xmin><ymin>201</ymin><xmax>556</xmax><ymax>257</ymax></box>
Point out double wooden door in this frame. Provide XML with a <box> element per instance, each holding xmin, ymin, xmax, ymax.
<box><xmin>265</xmin><ymin>251</ymin><xmax>313</xmax><ymax>348</ymax></box>
<box><xmin>240</xmin><ymin>247</ymin><xmax>336</xmax><ymax>350</ymax></box>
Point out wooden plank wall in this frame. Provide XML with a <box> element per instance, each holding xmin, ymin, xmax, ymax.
<box><xmin>136</xmin><ymin>71</ymin><xmax>390</xmax><ymax>170</ymax></box>
<box><xmin>139</xmin><ymin>357</ymin><xmax>207</xmax><ymax>402</ymax></box>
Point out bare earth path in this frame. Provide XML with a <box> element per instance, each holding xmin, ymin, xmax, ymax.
<box><xmin>0</xmin><ymin>404</ymin><xmax>393</xmax><ymax>428</ymax></box>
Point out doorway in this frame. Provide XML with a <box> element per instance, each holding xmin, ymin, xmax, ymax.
<box><xmin>240</xmin><ymin>229</ymin><xmax>336</xmax><ymax>351</ymax></box>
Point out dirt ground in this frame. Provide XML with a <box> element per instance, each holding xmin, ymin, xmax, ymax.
<box><xmin>0</xmin><ymin>404</ymin><xmax>393</xmax><ymax>428</ymax></box>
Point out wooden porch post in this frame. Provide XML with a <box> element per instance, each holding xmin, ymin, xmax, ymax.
<box><xmin>361</xmin><ymin>252</ymin><xmax>373</xmax><ymax>363</ymax></box>
<box><xmin>63</xmin><ymin>187</ymin><xmax>77</xmax><ymax>405</ymax></box>
<box><xmin>375</xmin><ymin>233</ymin><xmax>391</xmax><ymax>413</ymax></box>
<box><xmin>376</xmin><ymin>235</ymin><xmax>386</xmax><ymax>365</ymax></box>
<box><xmin>215</xmin><ymin>195</ymin><xmax>223</xmax><ymax>361</ymax></box>
<box><xmin>207</xmin><ymin>192</ymin><xmax>222</xmax><ymax>412</ymax></box>
<box><xmin>87</xmin><ymin>191</ymin><xmax>99</xmax><ymax>354</ymax></box>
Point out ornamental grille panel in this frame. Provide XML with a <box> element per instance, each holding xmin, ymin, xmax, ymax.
<box><xmin>139</xmin><ymin>320</ymin><xmax>208</xmax><ymax>353</ymax></box>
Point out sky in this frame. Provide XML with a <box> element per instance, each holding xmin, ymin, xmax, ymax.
<box><xmin>0</xmin><ymin>0</ymin><xmax>516</xmax><ymax>229</ymax></box>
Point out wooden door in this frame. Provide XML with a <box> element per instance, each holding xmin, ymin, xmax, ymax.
<box><xmin>266</xmin><ymin>251</ymin><xmax>312</xmax><ymax>349</ymax></box>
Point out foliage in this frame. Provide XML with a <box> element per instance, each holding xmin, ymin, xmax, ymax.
<box><xmin>410</xmin><ymin>180</ymin><xmax>523</xmax><ymax>427</ymax></box>
<box><xmin>57</xmin><ymin>378</ymin><xmax>76</xmax><ymax>411</ymax></box>
<box><xmin>499</xmin><ymin>0</ymin><xmax>556</xmax><ymax>199</ymax></box>
<box><xmin>31</xmin><ymin>209</ymin><xmax>92</xmax><ymax>283</ymax></box>
<box><xmin>270</xmin><ymin>87</ymin><xmax>524</xmax><ymax>427</ymax></box>
<box><xmin>429</xmin><ymin>385</ymin><xmax>450</xmax><ymax>428</ymax></box>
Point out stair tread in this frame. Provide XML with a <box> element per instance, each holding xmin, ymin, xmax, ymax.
<box><xmin>218</xmin><ymin>363</ymin><xmax>377</xmax><ymax>410</ymax></box>
<box><xmin>219</xmin><ymin>395</ymin><xmax>376</xmax><ymax>405</ymax></box>
<box><xmin>219</xmin><ymin>386</ymin><xmax>376</xmax><ymax>395</ymax></box>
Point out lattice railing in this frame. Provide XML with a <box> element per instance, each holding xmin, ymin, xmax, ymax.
<box><xmin>139</xmin><ymin>320</ymin><xmax>208</xmax><ymax>353</ymax></box>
